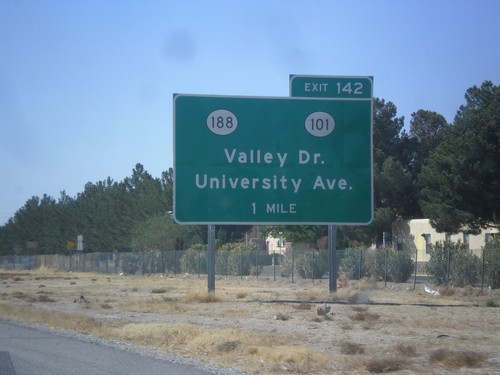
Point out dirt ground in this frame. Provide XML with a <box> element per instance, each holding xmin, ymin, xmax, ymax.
<box><xmin>1</xmin><ymin>269</ymin><xmax>499</xmax><ymax>374</ymax></box>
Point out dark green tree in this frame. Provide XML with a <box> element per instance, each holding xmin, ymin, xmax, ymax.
<box><xmin>408</xmin><ymin>110</ymin><xmax>449</xmax><ymax>175</ymax></box>
<box><xmin>419</xmin><ymin>81</ymin><xmax>500</xmax><ymax>233</ymax></box>
<box><xmin>372</xmin><ymin>98</ymin><xmax>406</xmax><ymax>171</ymax></box>
<box><xmin>371</xmin><ymin>98</ymin><xmax>409</xmax><ymax>243</ymax></box>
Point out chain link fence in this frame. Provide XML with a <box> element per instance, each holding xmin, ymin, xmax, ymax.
<box><xmin>1</xmin><ymin>247</ymin><xmax>498</xmax><ymax>288</ymax></box>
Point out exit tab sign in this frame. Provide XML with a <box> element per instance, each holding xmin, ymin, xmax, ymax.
<box><xmin>290</xmin><ymin>75</ymin><xmax>373</xmax><ymax>99</ymax></box>
<box><xmin>173</xmin><ymin>93</ymin><xmax>373</xmax><ymax>225</ymax></box>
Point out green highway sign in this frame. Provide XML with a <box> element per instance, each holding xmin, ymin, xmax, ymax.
<box><xmin>290</xmin><ymin>75</ymin><xmax>374</xmax><ymax>226</ymax></box>
<box><xmin>290</xmin><ymin>74</ymin><xmax>373</xmax><ymax>225</ymax></box>
<box><xmin>290</xmin><ymin>75</ymin><xmax>373</xmax><ymax>99</ymax></box>
<box><xmin>174</xmin><ymin>94</ymin><xmax>372</xmax><ymax>224</ymax></box>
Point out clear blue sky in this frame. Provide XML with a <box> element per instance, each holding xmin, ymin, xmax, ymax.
<box><xmin>1</xmin><ymin>0</ymin><xmax>499</xmax><ymax>225</ymax></box>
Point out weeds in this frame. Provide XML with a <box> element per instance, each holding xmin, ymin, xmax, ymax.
<box><xmin>350</xmin><ymin>311</ymin><xmax>380</xmax><ymax>322</ymax></box>
<box><xmin>151</xmin><ymin>288</ymin><xmax>167</xmax><ymax>294</ymax></box>
<box><xmin>395</xmin><ymin>344</ymin><xmax>416</xmax><ymax>356</ymax></box>
<box><xmin>217</xmin><ymin>340</ymin><xmax>240</xmax><ymax>353</ymax></box>
<box><xmin>340</xmin><ymin>341</ymin><xmax>365</xmax><ymax>355</ymax></box>
<box><xmin>37</xmin><ymin>295</ymin><xmax>56</xmax><ymax>303</ymax></box>
<box><xmin>275</xmin><ymin>312</ymin><xmax>291</xmax><ymax>321</ymax></box>
<box><xmin>484</xmin><ymin>297</ymin><xmax>496</xmax><ymax>307</ymax></box>
<box><xmin>366</xmin><ymin>357</ymin><xmax>408</xmax><ymax>373</ymax></box>
<box><xmin>182</xmin><ymin>291</ymin><xmax>220</xmax><ymax>303</ymax></box>
<box><xmin>293</xmin><ymin>302</ymin><xmax>312</xmax><ymax>310</ymax></box>
<box><xmin>351</xmin><ymin>305</ymin><xmax>369</xmax><ymax>312</ymax></box>
<box><xmin>429</xmin><ymin>348</ymin><xmax>484</xmax><ymax>368</ymax></box>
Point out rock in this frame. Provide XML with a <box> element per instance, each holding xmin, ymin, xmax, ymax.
<box><xmin>317</xmin><ymin>304</ymin><xmax>331</xmax><ymax>315</ymax></box>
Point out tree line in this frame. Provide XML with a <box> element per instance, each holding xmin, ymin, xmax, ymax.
<box><xmin>0</xmin><ymin>81</ymin><xmax>498</xmax><ymax>255</ymax></box>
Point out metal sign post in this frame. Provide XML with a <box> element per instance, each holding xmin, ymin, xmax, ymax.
<box><xmin>328</xmin><ymin>225</ymin><xmax>337</xmax><ymax>292</ymax></box>
<box><xmin>207</xmin><ymin>224</ymin><xmax>216</xmax><ymax>292</ymax></box>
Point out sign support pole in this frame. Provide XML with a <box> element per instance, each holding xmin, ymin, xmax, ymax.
<box><xmin>207</xmin><ymin>225</ymin><xmax>216</xmax><ymax>292</ymax></box>
<box><xmin>328</xmin><ymin>225</ymin><xmax>337</xmax><ymax>292</ymax></box>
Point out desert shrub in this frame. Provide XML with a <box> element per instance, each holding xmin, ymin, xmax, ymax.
<box><xmin>390</xmin><ymin>250</ymin><xmax>415</xmax><ymax>282</ymax></box>
<box><xmin>151</xmin><ymin>288</ymin><xmax>167</xmax><ymax>294</ymax></box>
<box><xmin>339</xmin><ymin>248</ymin><xmax>365</xmax><ymax>280</ymax></box>
<box><xmin>182</xmin><ymin>291</ymin><xmax>220</xmax><ymax>303</ymax></box>
<box><xmin>121</xmin><ymin>252</ymin><xmax>142</xmax><ymax>274</ymax></box>
<box><xmin>293</xmin><ymin>302</ymin><xmax>312</xmax><ymax>310</ymax></box>
<box><xmin>427</xmin><ymin>241</ymin><xmax>481</xmax><ymax>287</ymax></box>
<box><xmin>483</xmin><ymin>243</ymin><xmax>500</xmax><ymax>289</ymax></box>
<box><xmin>339</xmin><ymin>247</ymin><xmax>412</xmax><ymax>282</ymax></box>
<box><xmin>294</xmin><ymin>249</ymin><xmax>328</xmax><ymax>279</ymax></box>
<box><xmin>366</xmin><ymin>248</ymin><xmax>414</xmax><ymax>282</ymax></box>
<box><xmin>215</xmin><ymin>250</ymin><xmax>230</xmax><ymax>275</ymax></box>
<box><xmin>161</xmin><ymin>250</ymin><xmax>182</xmax><ymax>274</ymax></box>
<box><xmin>340</xmin><ymin>341</ymin><xmax>364</xmax><ymax>355</ymax></box>
<box><xmin>181</xmin><ymin>244</ymin><xmax>207</xmax><ymax>274</ymax></box>
<box><xmin>217</xmin><ymin>340</ymin><xmax>240</xmax><ymax>353</ymax></box>
<box><xmin>216</xmin><ymin>243</ymin><xmax>258</xmax><ymax>276</ymax></box>
<box><xmin>350</xmin><ymin>311</ymin><xmax>380</xmax><ymax>322</ymax></box>
<box><xmin>429</xmin><ymin>348</ymin><xmax>484</xmax><ymax>368</ymax></box>
<box><xmin>449</xmin><ymin>247</ymin><xmax>481</xmax><ymax>287</ymax></box>
<box><xmin>141</xmin><ymin>251</ymin><xmax>164</xmax><ymax>274</ymax></box>
<box><xmin>484</xmin><ymin>297</ymin><xmax>497</xmax><ymax>307</ymax></box>
<box><xmin>366</xmin><ymin>357</ymin><xmax>408</xmax><ymax>373</ymax></box>
<box><xmin>275</xmin><ymin>312</ymin><xmax>291</xmax><ymax>321</ymax></box>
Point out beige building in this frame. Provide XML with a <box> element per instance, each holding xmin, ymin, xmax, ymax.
<box><xmin>392</xmin><ymin>219</ymin><xmax>498</xmax><ymax>262</ymax></box>
<box><xmin>266</xmin><ymin>233</ymin><xmax>289</xmax><ymax>256</ymax></box>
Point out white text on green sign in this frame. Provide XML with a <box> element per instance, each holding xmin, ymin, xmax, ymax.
<box><xmin>289</xmin><ymin>75</ymin><xmax>373</xmax><ymax>99</ymax></box>
<box><xmin>174</xmin><ymin>95</ymin><xmax>372</xmax><ymax>225</ymax></box>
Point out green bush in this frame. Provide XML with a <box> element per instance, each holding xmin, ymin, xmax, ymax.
<box><xmin>483</xmin><ymin>244</ymin><xmax>500</xmax><ymax>289</ymax></box>
<box><xmin>181</xmin><ymin>244</ymin><xmax>207</xmax><ymax>274</ymax></box>
<box><xmin>121</xmin><ymin>252</ymin><xmax>142</xmax><ymax>274</ymax></box>
<box><xmin>426</xmin><ymin>241</ymin><xmax>481</xmax><ymax>287</ymax></box>
<box><xmin>389</xmin><ymin>250</ymin><xmax>414</xmax><ymax>282</ymax></box>
<box><xmin>339</xmin><ymin>248</ymin><xmax>365</xmax><ymax>280</ymax></box>
<box><xmin>484</xmin><ymin>297</ymin><xmax>497</xmax><ymax>307</ymax></box>
<box><xmin>366</xmin><ymin>248</ymin><xmax>414</xmax><ymax>282</ymax></box>
<box><xmin>218</xmin><ymin>243</ymin><xmax>258</xmax><ymax>276</ymax></box>
<box><xmin>294</xmin><ymin>249</ymin><xmax>328</xmax><ymax>279</ymax></box>
<box><xmin>338</xmin><ymin>248</ymin><xmax>414</xmax><ymax>282</ymax></box>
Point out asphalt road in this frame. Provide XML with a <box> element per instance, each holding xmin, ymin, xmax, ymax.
<box><xmin>0</xmin><ymin>318</ymin><xmax>235</xmax><ymax>375</ymax></box>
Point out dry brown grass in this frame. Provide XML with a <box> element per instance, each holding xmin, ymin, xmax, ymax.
<box><xmin>150</xmin><ymin>288</ymin><xmax>167</xmax><ymax>294</ymax></box>
<box><xmin>395</xmin><ymin>344</ymin><xmax>417</xmax><ymax>357</ymax></box>
<box><xmin>246</xmin><ymin>345</ymin><xmax>332</xmax><ymax>374</ymax></box>
<box><xmin>275</xmin><ymin>312</ymin><xmax>291</xmax><ymax>321</ymax></box>
<box><xmin>236</xmin><ymin>292</ymin><xmax>247</xmax><ymax>299</ymax></box>
<box><xmin>293</xmin><ymin>301</ymin><xmax>312</xmax><ymax>310</ymax></box>
<box><xmin>182</xmin><ymin>291</ymin><xmax>220</xmax><ymax>303</ymax></box>
<box><xmin>0</xmin><ymin>270</ymin><xmax>499</xmax><ymax>375</ymax></box>
<box><xmin>365</xmin><ymin>356</ymin><xmax>408</xmax><ymax>373</ymax></box>
<box><xmin>0</xmin><ymin>302</ymin><xmax>106</xmax><ymax>335</ymax></box>
<box><xmin>429</xmin><ymin>348</ymin><xmax>484</xmax><ymax>368</ymax></box>
<box><xmin>341</xmin><ymin>341</ymin><xmax>365</xmax><ymax>355</ymax></box>
<box><xmin>350</xmin><ymin>311</ymin><xmax>380</xmax><ymax>322</ymax></box>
